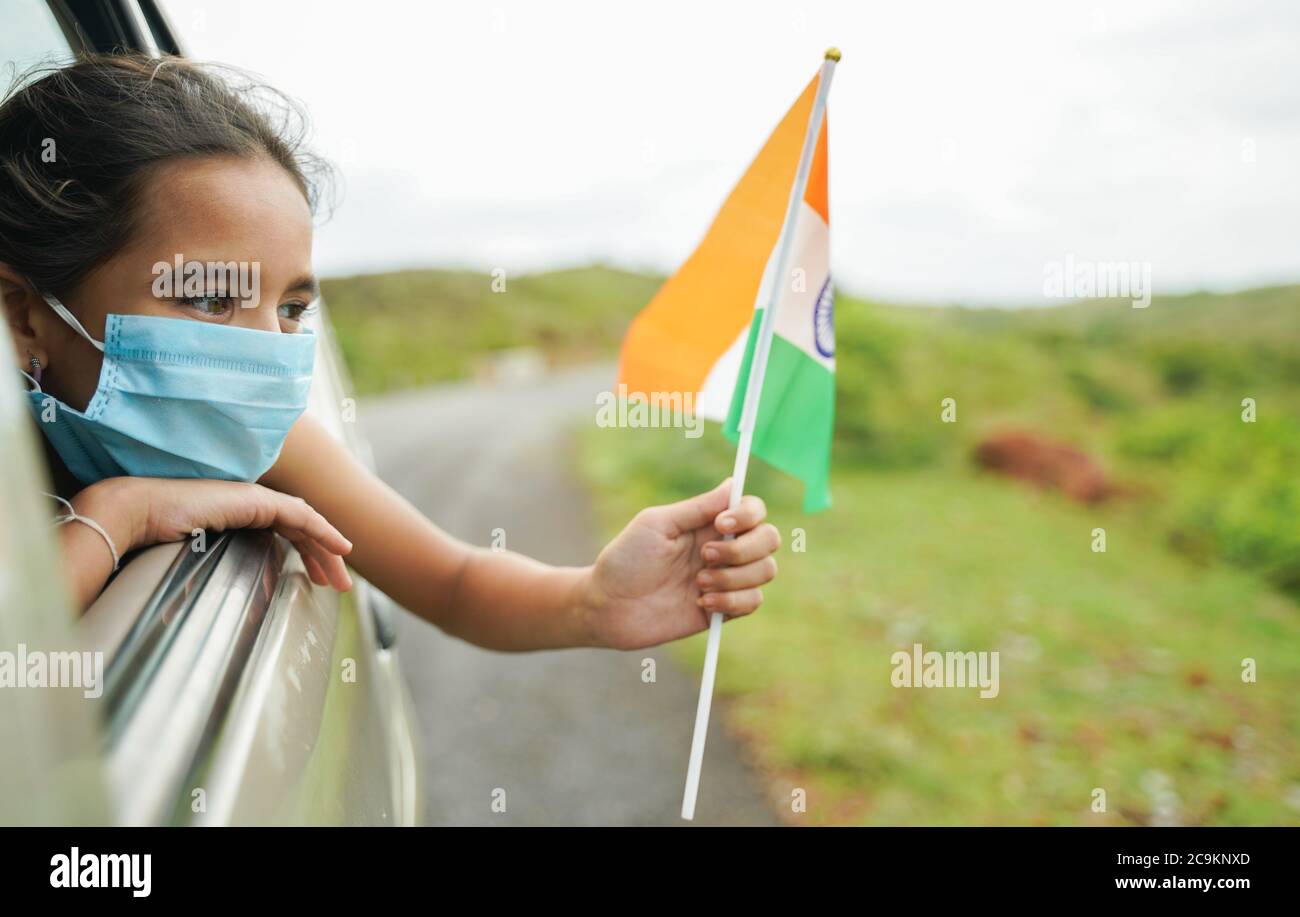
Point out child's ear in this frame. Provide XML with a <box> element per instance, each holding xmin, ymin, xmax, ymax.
<box><xmin>0</xmin><ymin>265</ymin><xmax>48</xmax><ymax>368</ymax></box>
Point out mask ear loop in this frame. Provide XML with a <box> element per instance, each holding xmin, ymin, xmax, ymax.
<box><xmin>32</xmin><ymin>285</ymin><xmax>106</xmax><ymax>353</ymax></box>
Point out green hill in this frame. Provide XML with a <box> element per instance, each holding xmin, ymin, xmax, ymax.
<box><xmin>321</xmin><ymin>265</ymin><xmax>660</xmax><ymax>394</ymax></box>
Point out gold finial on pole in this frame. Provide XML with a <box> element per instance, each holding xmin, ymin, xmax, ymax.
<box><xmin>824</xmin><ymin>47</ymin><xmax>842</xmax><ymax>62</ymax></box>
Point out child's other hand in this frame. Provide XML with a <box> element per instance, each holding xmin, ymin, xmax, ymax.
<box><xmin>584</xmin><ymin>478</ymin><xmax>779</xmax><ymax>650</ymax></box>
<box><xmin>76</xmin><ymin>476</ymin><xmax>354</xmax><ymax>591</ymax></box>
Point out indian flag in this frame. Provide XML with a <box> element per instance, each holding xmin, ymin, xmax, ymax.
<box><xmin>617</xmin><ymin>67</ymin><xmax>834</xmax><ymax>512</ymax></box>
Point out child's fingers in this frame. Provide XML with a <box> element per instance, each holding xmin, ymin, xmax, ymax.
<box><xmin>308</xmin><ymin>539</ymin><xmax>353</xmax><ymax>591</ymax></box>
<box><xmin>712</xmin><ymin>494</ymin><xmax>766</xmax><ymax>535</ymax></box>
<box><xmin>655</xmin><ymin>478</ymin><xmax>732</xmax><ymax>535</ymax></box>
<box><xmin>293</xmin><ymin>503</ymin><xmax>353</xmax><ymax>557</ymax></box>
<box><xmin>261</xmin><ymin>488</ymin><xmax>352</xmax><ymax>557</ymax></box>
<box><xmin>293</xmin><ymin>534</ymin><xmax>353</xmax><ymax>591</ymax></box>
<box><xmin>701</xmin><ymin>523</ymin><xmax>781</xmax><ymax>566</ymax></box>
<box><xmin>326</xmin><ymin>556</ymin><xmax>354</xmax><ymax>592</ymax></box>
<box><xmin>698</xmin><ymin>587</ymin><xmax>764</xmax><ymax>616</ymax></box>
<box><xmin>300</xmin><ymin>549</ymin><xmax>329</xmax><ymax>587</ymax></box>
<box><xmin>697</xmin><ymin>556</ymin><xmax>777</xmax><ymax>593</ymax></box>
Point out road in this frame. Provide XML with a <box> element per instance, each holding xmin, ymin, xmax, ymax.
<box><xmin>360</xmin><ymin>363</ymin><xmax>780</xmax><ymax>826</ymax></box>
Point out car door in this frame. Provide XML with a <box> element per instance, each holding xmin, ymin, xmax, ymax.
<box><xmin>0</xmin><ymin>0</ymin><xmax>420</xmax><ymax>826</ymax></box>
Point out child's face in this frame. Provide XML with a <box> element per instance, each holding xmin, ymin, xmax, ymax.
<box><xmin>33</xmin><ymin>154</ymin><xmax>316</xmax><ymax>412</ymax></box>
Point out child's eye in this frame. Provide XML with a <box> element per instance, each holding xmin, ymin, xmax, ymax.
<box><xmin>178</xmin><ymin>295</ymin><xmax>235</xmax><ymax>317</ymax></box>
<box><xmin>277</xmin><ymin>300</ymin><xmax>318</xmax><ymax>326</ymax></box>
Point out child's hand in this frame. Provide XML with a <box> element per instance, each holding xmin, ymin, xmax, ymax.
<box><xmin>583</xmin><ymin>478</ymin><xmax>779</xmax><ymax>650</ymax></box>
<box><xmin>76</xmin><ymin>476</ymin><xmax>354</xmax><ymax>591</ymax></box>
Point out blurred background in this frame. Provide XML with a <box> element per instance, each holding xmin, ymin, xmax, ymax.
<box><xmin>150</xmin><ymin>0</ymin><xmax>1297</xmax><ymax>824</ymax></box>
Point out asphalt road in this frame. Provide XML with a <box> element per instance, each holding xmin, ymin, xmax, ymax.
<box><xmin>360</xmin><ymin>363</ymin><xmax>780</xmax><ymax>826</ymax></box>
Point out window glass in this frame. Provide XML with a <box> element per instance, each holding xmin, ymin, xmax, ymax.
<box><xmin>0</xmin><ymin>0</ymin><xmax>74</xmax><ymax>79</ymax></box>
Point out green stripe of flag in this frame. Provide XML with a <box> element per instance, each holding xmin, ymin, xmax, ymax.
<box><xmin>723</xmin><ymin>310</ymin><xmax>834</xmax><ymax>513</ymax></box>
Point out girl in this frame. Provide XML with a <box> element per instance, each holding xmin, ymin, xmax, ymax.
<box><xmin>0</xmin><ymin>55</ymin><xmax>779</xmax><ymax>651</ymax></box>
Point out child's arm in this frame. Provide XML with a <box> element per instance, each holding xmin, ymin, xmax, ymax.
<box><xmin>62</xmin><ymin>475</ymin><xmax>354</xmax><ymax>611</ymax></box>
<box><xmin>262</xmin><ymin>415</ymin><xmax>780</xmax><ymax>651</ymax></box>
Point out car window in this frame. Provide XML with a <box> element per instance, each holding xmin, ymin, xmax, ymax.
<box><xmin>0</xmin><ymin>0</ymin><xmax>74</xmax><ymax>77</ymax></box>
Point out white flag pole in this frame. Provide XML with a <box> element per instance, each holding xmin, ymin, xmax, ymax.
<box><xmin>681</xmin><ymin>48</ymin><xmax>840</xmax><ymax>821</ymax></box>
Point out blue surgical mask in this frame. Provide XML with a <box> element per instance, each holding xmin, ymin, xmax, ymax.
<box><xmin>23</xmin><ymin>290</ymin><xmax>316</xmax><ymax>486</ymax></box>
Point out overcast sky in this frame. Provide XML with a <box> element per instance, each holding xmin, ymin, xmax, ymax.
<box><xmin>163</xmin><ymin>0</ymin><xmax>1299</xmax><ymax>304</ymax></box>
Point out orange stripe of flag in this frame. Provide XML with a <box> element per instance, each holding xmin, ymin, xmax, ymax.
<box><xmin>617</xmin><ymin>73</ymin><xmax>822</xmax><ymax>402</ymax></box>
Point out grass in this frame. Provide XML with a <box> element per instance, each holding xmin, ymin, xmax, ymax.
<box><xmin>325</xmin><ymin>263</ymin><xmax>1300</xmax><ymax>824</ymax></box>
<box><xmin>581</xmin><ymin>425</ymin><xmax>1300</xmax><ymax>824</ymax></box>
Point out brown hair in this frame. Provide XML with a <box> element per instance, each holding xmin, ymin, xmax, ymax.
<box><xmin>0</xmin><ymin>53</ymin><xmax>331</xmax><ymax>298</ymax></box>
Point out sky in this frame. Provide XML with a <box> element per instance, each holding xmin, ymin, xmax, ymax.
<box><xmin>156</xmin><ymin>0</ymin><xmax>1300</xmax><ymax>304</ymax></box>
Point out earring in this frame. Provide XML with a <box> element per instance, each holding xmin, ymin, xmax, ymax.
<box><xmin>27</xmin><ymin>353</ymin><xmax>42</xmax><ymax>385</ymax></box>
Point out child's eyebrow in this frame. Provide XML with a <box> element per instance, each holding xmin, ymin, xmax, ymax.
<box><xmin>285</xmin><ymin>274</ymin><xmax>320</xmax><ymax>300</ymax></box>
